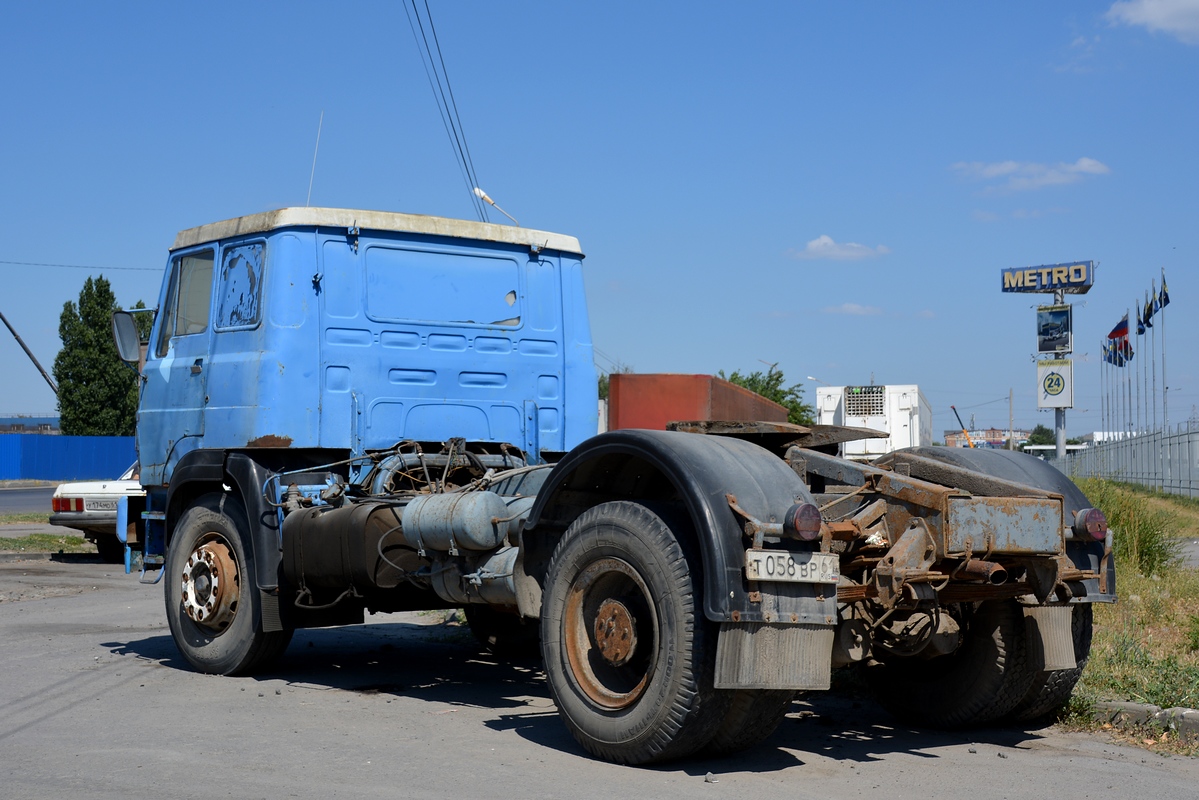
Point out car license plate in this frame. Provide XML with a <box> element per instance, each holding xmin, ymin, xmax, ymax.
<box><xmin>85</xmin><ymin>499</ymin><xmax>117</xmax><ymax>512</ymax></box>
<box><xmin>745</xmin><ymin>549</ymin><xmax>839</xmax><ymax>584</ymax></box>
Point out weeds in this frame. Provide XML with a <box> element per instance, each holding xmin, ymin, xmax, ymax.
<box><xmin>1074</xmin><ymin>477</ymin><xmax>1181</xmax><ymax>576</ymax></box>
<box><xmin>1070</xmin><ymin>478</ymin><xmax>1199</xmax><ymax>718</ymax></box>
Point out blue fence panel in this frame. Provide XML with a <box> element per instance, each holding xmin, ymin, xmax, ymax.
<box><xmin>0</xmin><ymin>435</ymin><xmax>136</xmax><ymax>481</ymax></box>
<box><xmin>0</xmin><ymin>436</ymin><xmax>21</xmax><ymax>480</ymax></box>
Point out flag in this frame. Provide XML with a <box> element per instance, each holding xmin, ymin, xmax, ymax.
<box><xmin>1107</xmin><ymin>313</ymin><xmax>1129</xmax><ymax>340</ymax></box>
<box><xmin>1152</xmin><ymin>280</ymin><xmax>1160</xmax><ymax>314</ymax></box>
<box><xmin>1103</xmin><ymin>339</ymin><xmax>1127</xmax><ymax>367</ymax></box>
<box><xmin>1137</xmin><ymin>303</ymin><xmax>1145</xmax><ymax>335</ymax></box>
<box><xmin>1161</xmin><ymin>271</ymin><xmax>1170</xmax><ymax>309</ymax></box>
<box><xmin>1121</xmin><ymin>338</ymin><xmax>1134</xmax><ymax>362</ymax></box>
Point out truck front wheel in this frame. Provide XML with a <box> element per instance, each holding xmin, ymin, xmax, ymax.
<box><xmin>164</xmin><ymin>493</ymin><xmax>292</xmax><ymax>676</ymax></box>
<box><xmin>540</xmin><ymin>501</ymin><xmax>729</xmax><ymax>764</ymax></box>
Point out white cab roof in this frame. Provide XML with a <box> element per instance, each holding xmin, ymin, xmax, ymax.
<box><xmin>172</xmin><ymin>207</ymin><xmax>583</xmax><ymax>255</ymax></box>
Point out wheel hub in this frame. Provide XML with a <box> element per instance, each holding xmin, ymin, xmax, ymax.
<box><xmin>180</xmin><ymin>539</ymin><xmax>239</xmax><ymax>631</ymax></box>
<box><xmin>563</xmin><ymin>557</ymin><xmax>657</xmax><ymax>710</ymax></box>
<box><xmin>593</xmin><ymin>599</ymin><xmax>637</xmax><ymax>667</ymax></box>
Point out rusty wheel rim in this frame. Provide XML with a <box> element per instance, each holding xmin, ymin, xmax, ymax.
<box><xmin>180</xmin><ymin>534</ymin><xmax>240</xmax><ymax>632</ymax></box>
<box><xmin>563</xmin><ymin>557</ymin><xmax>658</xmax><ymax>710</ymax></box>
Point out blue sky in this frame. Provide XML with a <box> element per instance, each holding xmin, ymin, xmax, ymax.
<box><xmin>1</xmin><ymin>1</ymin><xmax>1197</xmax><ymax>439</ymax></box>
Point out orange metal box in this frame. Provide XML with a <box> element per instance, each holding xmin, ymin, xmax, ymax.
<box><xmin>608</xmin><ymin>374</ymin><xmax>787</xmax><ymax>431</ymax></box>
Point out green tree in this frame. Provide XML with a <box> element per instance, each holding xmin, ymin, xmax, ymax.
<box><xmin>53</xmin><ymin>276</ymin><xmax>139</xmax><ymax>436</ymax></box>
<box><xmin>1021</xmin><ymin>424</ymin><xmax>1055</xmax><ymax>450</ymax></box>
<box><xmin>718</xmin><ymin>365</ymin><xmax>814</xmax><ymax>426</ymax></box>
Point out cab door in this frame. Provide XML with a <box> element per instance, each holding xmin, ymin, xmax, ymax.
<box><xmin>138</xmin><ymin>248</ymin><xmax>215</xmax><ymax>484</ymax></box>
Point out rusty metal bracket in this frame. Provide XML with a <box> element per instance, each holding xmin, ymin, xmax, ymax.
<box><xmin>872</xmin><ymin>518</ymin><xmax>937</xmax><ymax>609</ymax></box>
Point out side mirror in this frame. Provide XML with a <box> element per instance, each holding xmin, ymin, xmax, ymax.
<box><xmin>112</xmin><ymin>311</ymin><xmax>140</xmax><ymax>363</ymax></box>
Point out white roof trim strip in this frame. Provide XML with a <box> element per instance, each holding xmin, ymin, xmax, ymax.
<box><xmin>172</xmin><ymin>207</ymin><xmax>583</xmax><ymax>255</ymax></box>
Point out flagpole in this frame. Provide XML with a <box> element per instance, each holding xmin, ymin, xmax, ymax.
<box><xmin>1151</xmin><ymin>284</ymin><xmax>1158</xmax><ymax>431</ymax></box>
<box><xmin>1099</xmin><ymin>339</ymin><xmax>1105</xmax><ymax>440</ymax></box>
<box><xmin>1100</xmin><ymin>339</ymin><xmax>1106</xmax><ymax>438</ymax></box>
<box><xmin>1102</xmin><ymin>339</ymin><xmax>1108</xmax><ymax>445</ymax></box>
<box><xmin>1162</xmin><ymin>275</ymin><xmax>1169</xmax><ymax>430</ymax></box>
<box><xmin>1125</xmin><ymin>319</ymin><xmax>1132</xmax><ymax>440</ymax></box>
<box><xmin>1116</xmin><ymin>337</ymin><xmax>1123</xmax><ymax>442</ymax></box>
<box><xmin>1126</xmin><ymin>309</ymin><xmax>1133</xmax><ymax>438</ymax></box>
<box><xmin>1134</xmin><ymin>302</ymin><xmax>1141</xmax><ymax>434</ymax></box>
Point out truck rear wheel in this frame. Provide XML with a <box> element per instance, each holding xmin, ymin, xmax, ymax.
<box><xmin>702</xmin><ymin>689</ymin><xmax>795</xmax><ymax>756</ymax></box>
<box><xmin>540</xmin><ymin>501</ymin><xmax>729</xmax><ymax>764</ymax></box>
<box><xmin>865</xmin><ymin>600</ymin><xmax>1034</xmax><ymax>728</ymax></box>
<box><xmin>1007</xmin><ymin>604</ymin><xmax>1094</xmax><ymax>724</ymax></box>
<box><xmin>165</xmin><ymin>493</ymin><xmax>292</xmax><ymax>676</ymax></box>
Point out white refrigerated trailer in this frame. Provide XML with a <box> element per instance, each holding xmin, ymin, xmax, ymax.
<box><xmin>815</xmin><ymin>384</ymin><xmax>932</xmax><ymax>460</ymax></box>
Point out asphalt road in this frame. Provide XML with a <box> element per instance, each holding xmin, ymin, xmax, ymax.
<box><xmin>0</xmin><ymin>485</ymin><xmax>55</xmax><ymax>515</ymax></box>
<box><xmin>3</xmin><ymin>560</ymin><xmax>1197</xmax><ymax>800</ymax></box>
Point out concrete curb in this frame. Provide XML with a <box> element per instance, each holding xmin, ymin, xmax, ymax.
<box><xmin>1092</xmin><ymin>700</ymin><xmax>1199</xmax><ymax>737</ymax></box>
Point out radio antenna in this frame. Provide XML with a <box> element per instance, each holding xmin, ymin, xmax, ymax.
<box><xmin>306</xmin><ymin>110</ymin><xmax>324</xmax><ymax>207</ymax></box>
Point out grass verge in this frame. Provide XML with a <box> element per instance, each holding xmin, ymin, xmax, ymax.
<box><xmin>1074</xmin><ymin>477</ymin><xmax>1181</xmax><ymax>576</ymax></box>
<box><xmin>0</xmin><ymin>512</ymin><xmax>52</xmax><ymax>525</ymax></box>
<box><xmin>1060</xmin><ymin>478</ymin><xmax>1199</xmax><ymax>754</ymax></box>
<box><xmin>0</xmin><ymin>533</ymin><xmax>94</xmax><ymax>554</ymax></box>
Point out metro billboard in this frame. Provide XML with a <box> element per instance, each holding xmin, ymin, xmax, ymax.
<box><xmin>1001</xmin><ymin>261</ymin><xmax>1094</xmax><ymax>294</ymax></box>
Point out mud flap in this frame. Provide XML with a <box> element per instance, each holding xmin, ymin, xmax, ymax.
<box><xmin>715</xmin><ymin>622</ymin><xmax>835</xmax><ymax>690</ymax></box>
<box><xmin>1024</xmin><ymin>605</ymin><xmax>1076</xmax><ymax>671</ymax></box>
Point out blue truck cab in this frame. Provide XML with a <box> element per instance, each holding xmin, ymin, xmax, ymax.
<box><xmin>138</xmin><ymin>207</ymin><xmax>596</xmax><ymax>485</ymax></box>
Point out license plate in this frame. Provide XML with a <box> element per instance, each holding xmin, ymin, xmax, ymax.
<box><xmin>745</xmin><ymin>549</ymin><xmax>840</xmax><ymax>584</ymax></box>
<box><xmin>85</xmin><ymin>500</ymin><xmax>117</xmax><ymax>512</ymax></box>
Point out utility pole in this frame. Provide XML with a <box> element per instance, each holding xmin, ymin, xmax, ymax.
<box><xmin>1054</xmin><ymin>288</ymin><xmax>1066</xmax><ymax>461</ymax></box>
<box><xmin>1009</xmin><ymin>388</ymin><xmax>1014</xmax><ymax>450</ymax></box>
<box><xmin>0</xmin><ymin>308</ymin><xmax>58</xmax><ymax>396</ymax></box>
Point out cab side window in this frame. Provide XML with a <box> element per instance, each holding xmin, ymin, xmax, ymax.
<box><xmin>216</xmin><ymin>243</ymin><xmax>264</xmax><ymax>330</ymax></box>
<box><xmin>156</xmin><ymin>250</ymin><xmax>215</xmax><ymax>357</ymax></box>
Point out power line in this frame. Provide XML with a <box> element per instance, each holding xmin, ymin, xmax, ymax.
<box><xmin>403</xmin><ymin>0</ymin><xmax>487</xmax><ymax>222</ymax></box>
<box><xmin>423</xmin><ymin>0</ymin><xmax>487</xmax><ymax>223</ymax></box>
<box><xmin>0</xmin><ymin>259</ymin><xmax>159</xmax><ymax>272</ymax></box>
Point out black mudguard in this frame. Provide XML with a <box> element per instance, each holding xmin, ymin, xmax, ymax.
<box><xmin>526</xmin><ymin>429</ymin><xmax>833</xmax><ymax>625</ymax></box>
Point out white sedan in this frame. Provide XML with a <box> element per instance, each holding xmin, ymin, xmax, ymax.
<box><xmin>49</xmin><ymin>464</ymin><xmax>144</xmax><ymax>563</ymax></box>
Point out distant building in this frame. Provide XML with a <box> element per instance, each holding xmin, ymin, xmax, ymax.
<box><xmin>0</xmin><ymin>415</ymin><xmax>60</xmax><ymax>434</ymax></box>
<box><xmin>1023</xmin><ymin>443</ymin><xmax>1088</xmax><ymax>459</ymax></box>
<box><xmin>1081</xmin><ymin>431</ymin><xmax>1130</xmax><ymax>443</ymax></box>
<box><xmin>943</xmin><ymin>427</ymin><xmax>1030</xmax><ymax>449</ymax></box>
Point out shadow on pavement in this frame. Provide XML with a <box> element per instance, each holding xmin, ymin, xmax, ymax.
<box><xmin>104</xmin><ymin>618</ymin><xmax>1049</xmax><ymax>770</ymax></box>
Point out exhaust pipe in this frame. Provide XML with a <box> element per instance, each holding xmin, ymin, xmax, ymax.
<box><xmin>957</xmin><ymin>559</ymin><xmax>1007</xmax><ymax>585</ymax></box>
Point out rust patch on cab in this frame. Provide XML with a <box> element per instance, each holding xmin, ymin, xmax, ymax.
<box><xmin>247</xmin><ymin>434</ymin><xmax>293</xmax><ymax>448</ymax></box>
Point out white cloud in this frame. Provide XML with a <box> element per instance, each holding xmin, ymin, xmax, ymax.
<box><xmin>972</xmin><ymin>210</ymin><xmax>1001</xmax><ymax>223</ymax></box>
<box><xmin>822</xmin><ymin>303</ymin><xmax>883</xmax><ymax>316</ymax></box>
<box><xmin>789</xmin><ymin>235</ymin><xmax>891</xmax><ymax>261</ymax></box>
<box><xmin>915</xmin><ymin>309</ymin><xmax>935</xmax><ymax>319</ymax></box>
<box><xmin>952</xmin><ymin>157</ymin><xmax>1110</xmax><ymax>192</ymax></box>
<box><xmin>1107</xmin><ymin>0</ymin><xmax>1199</xmax><ymax>44</ymax></box>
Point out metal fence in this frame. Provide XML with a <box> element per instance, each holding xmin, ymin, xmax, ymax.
<box><xmin>0</xmin><ymin>434</ymin><xmax>136</xmax><ymax>481</ymax></box>
<box><xmin>1053</xmin><ymin>422</ymin><xmax>1199</xmax><ymax>498</ymax></box>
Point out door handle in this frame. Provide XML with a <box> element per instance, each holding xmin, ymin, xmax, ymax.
<box><xmin>191</xmin><ymin>358</ymin><xmax>203</xmax><ymax>375</ymax></box>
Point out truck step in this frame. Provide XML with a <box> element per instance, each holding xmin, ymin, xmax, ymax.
<box><xmin>138</xmin><ymin>555</ymin><xmax>165</xmax><ymax>585</ymax></box>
